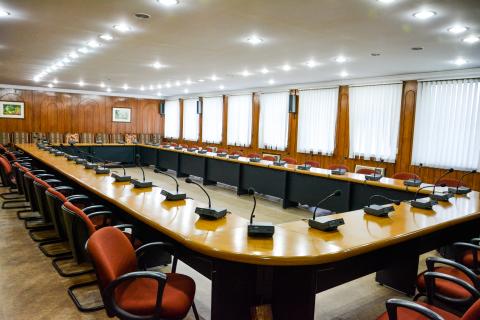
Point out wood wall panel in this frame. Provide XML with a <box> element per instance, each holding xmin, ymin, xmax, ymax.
<box><xmin>0</xmin><ymin>87</ymin><xmax>163</xmax><ymax>135</ymax></box>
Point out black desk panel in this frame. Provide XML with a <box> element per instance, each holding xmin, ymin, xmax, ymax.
<box><xmin>138</xmin><ymin>146</ymin><xmax>157</xmax><ymax>166</ymax></box>
<box><xmin>61</xmin><ymin>146</ymin><xmax>90</xmax><ymax>157</ymax></box>
<box><xmin>287</xmin><ymin>173</ymin><xmax>351</xmax><ymax>212</ymax></box>
<box><xmin>157</xmin><ymin>149</ymin><xmax>179</xmax><ymax>171</ymax></box>
<box><xmin>240</xmin><ymin>165</ymin><xmax>287</xmax><ymax>199</ymax></box>
<box><xmin>179</xmin><ymin>153</ymin><xmax>206</xmax><ymax>178</ymax></box>
<box><xmin>206</xmin><ymin>158</ymin><xmax>241</xmax><ymax>186</ymax></box>
<box><xmin>350</xmin><ymin>183</ymin><xmax>414</xmax><ymax>211</ymax></box>
<box><xmin>91</xmin><ymin>146</ymin><xmax>135</xmax><ymax>164</ymax></box>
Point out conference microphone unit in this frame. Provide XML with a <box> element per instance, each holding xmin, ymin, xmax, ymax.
<box><xmin>365</xmin><ymin>159</ymin><xmax>384</xmax><ymax>181</ymax></box>
<box><xmin>93</xmin><ymin>154</ymin><xmax>111</xmax><ymax>174</ymax></box>
<box><xmin>154</xmin><ymin>168</ymin><xmax>186</xmax><ymax>201</ymax></box>
<box><xmin>247</xmin><ymin>188</ymin><xmax>274</xmax><ymax>237</ymax></box>
<box><xmin>68</xmin><ymin>142</ymin><xmax>88</xmax><ymax>164</ymax></box>
<box><xmin>249</xmin><ymin>156</ymin><xmax>261</xmax><ymax>163</ymax></box>
<box><xmin>187</xmin><ymin>146</ymin><xmax>198</xmax><ymax>152</ymax></box>
<box><xmin>131</xmin><ymin>154</ymin><xmax>152</xmax><ymax>188</ymax></box>
<box><xmin>174</xmin><ymin>145</ymin><xmax>183</xmax><ymax>150</ymax></box>
<box><xmin>429</xmin><ymin>168</ymin><xmax>454</xmax><ymax>201</ymax></box>
<box><xmin>410</xmin><ymin>184</ymin><xmax>446</xmax><ymax>209</ymax></box>
<box><xmin>273</xmin><ymin>160</ymin><xmax>287</xmax><ymax>167</ymax></box>
<box><xmin>331</xmin><ymin>156</ymin><xmax>348</xmax><ymax>175</ymax></box>
<box><xmin>364</xmin><ymin>195</ymin><xmax>401</xmax><ymax>217</ymax></box>
<box><xmin>185</xmin><ymin>178</ymin><xmax>227</xmax><ymax>220</ymax></box>
<box><xmin>308</xmin><ymin>190</ymin><xmax>344</xmax><ymax>231</ymax></box>
<box><xmin>198</xmin><ymin>148</ymin><xmax>208</xmax><ymax>154</ymax></box>
<box><xmin>228</xmin><ymin>154</ymin><xmax>240</xmax><ymax>160</ymax></box>
<box><xmin>449</xmin><ymin>170</ymin><xmax>475</xmax><ymax>195</ymax></box>
<box><xmin>111</xmin><ymin>162</ymin><xmax>131</xmax><ymax>182</ymax></box>
<box><xmin>217</xmin><ymin>151</ymin><xmax>228</xmax><ymax>157</ymax></box>
<box><xmin>297</xmin><ymin>163</ymin><xmax>312</xmax><ymax>171</ymax></box>
<box><xmin>404</xmin><ymin>163</ymin><xmax>423</xmax><ymax>187</ymax></box>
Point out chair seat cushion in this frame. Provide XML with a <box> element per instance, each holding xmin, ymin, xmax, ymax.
<box><xmin>416</xmin><ymin>266</ymin><xmax>473</xmax><ymax>299</ymax></box>
<box><xmin>116</xmin><ymin>273</ymin><xmax>195</xmax><ymax>318</ymax></box>
<box><xmin>461</xmin><ymin>251</ymin><xmax>480</xmax><ymax>269</ymax></box>
<box><xmin>376</xmin><ymin>301</ymin><xmax>459</xmax><ymax>320</ymax></box>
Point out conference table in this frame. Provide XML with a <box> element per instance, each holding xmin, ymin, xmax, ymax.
<box><xmin>17</xmin><ymin>143</ymin><xmax>480</xmax><ymax>320</ymax></box>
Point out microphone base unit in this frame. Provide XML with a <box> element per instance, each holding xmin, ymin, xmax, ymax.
<box><xmin>54</xmin><ymin>151</ymin><xmax>64</xmax><ymax>156</ymax></box>
<box><xmin>331</xmin><ymin>169</ymin><xmax>346</xmax><ymax>175</ymax></box>
<box><xmin>308</xmin><ymin>217</ymin><xmax>345</xmax><ymax>232</ymax></box>
<box><xmin>95</xmin><ymin>167</ymin><xmax>111</xmax><ymax>174</ymax></box>
<box><xmin>162</xmin><ymin>144</ymin><xmax>171</xmax><ymax>148</ymax></box>
<box><xmin>75</xmin><ymin>158</ymin><xmax>87</xmax><ymax>165</ymax></box>
<box><xmin>84</xmin><ymin>162</ymin><xmax>98</xmax><ymax>169</ymax></box>
<box><xmin>151</xmin><ymin>143</ymin><xmax>160</xmax><ymax>147</ymax></box>
<box><xmin>404</xmin><ymin>179</ymin><xmax>422</xmax><ymax>187</ymax></box>
<box><xmin>95</xmin><ymin>141</ymin><xmax>103</xmax><ymax>144</ymax></box>
<box><xmin>228</xmin><ymin>155</ymin><xmax>240</xmax><ymax>160</ymax></box>
<box><xmin>365</xmin><ymin>174</ymin><xmax>383</xmax><ymax>181</ymax></box>
<box><xmin>174</xmin><ymin>146</ymin><xmax>183</xmax><ymax>150</ymax></box>
<box><xmin>217</xmin><ymin>152</ymin><xmax>228</xmax><ymax>158</ymax></box>
<box><xmin>131</xmin><ymin>179</ymin><xmax>153</xmax><ymax>189</ymax></box>
<box><xmin>198</xmin><ymin>150</ymin><xmax>208</xmax><ymax>154</ymax></box>
<box><xmin>411</xmin><ymin>197</ymin><xmax>437</xmax><ymax>210</ymax></box>
<box><xmin>49</xmin><ymin>149</ymin><xmax>57</xmax><ymax>154</ymax></box>
<box><xmin>66</xmin><ymin>155</ymin><xmax>78</xmax><ymax>161</ymax></box>
<box><xmin>448</xmin><ymin>186</ymin><xmax>471</xmax><ymax>195</ymax></box>
<box><xmin>364</xmin><ymin>204</ymin><xmax>395</xmax><ymax>217</ymax></box>
<box><xmin>273</xmin><ymin>161</ymin><xmax>287</xmax><ymax>167</ymax></box>
<box><xmin>249</xmin><ymin>157</ymin><xmax>261</xmax><ymax>163</ymax></box>
<box><xmin>161</xmin><ymin>190</ymin><xmax>187</xmax><ymax>201</ymax></box>
<box><xmin>111</xmin><ymin>172</ymin><xmax>131</xmax><ymax>182</ymax></box>
<box><xmin>248</xmin><ymin>222</ymin><xmax>275</xmax><ymax>238</ymax></box>
<box><xmin>297</xmin><ymin>164</ymin><xmax>312</xmax><ymax>171</ymax></box>
<box><xmin>187</xmin><ymin>148</ymin><xmax>198</xmax><ymax>152</ymax></box>
<box><xmin>429</xmin><ymin>192</ymin><xmax>454</xmax><ymax>202</ymax></box>
<box><xmin>195</xmin><ymin>207</ymin><xmax>227</xmax><ymax>220</ymax></box>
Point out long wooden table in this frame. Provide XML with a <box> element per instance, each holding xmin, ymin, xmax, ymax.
<box><xmin>19</xmin><ymin>143</ymin><xmax>480</xmax><ymax>320</ymax></box>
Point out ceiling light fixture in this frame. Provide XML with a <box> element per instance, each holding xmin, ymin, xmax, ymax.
<box><xmin>149</xmin><ymin>85</ymin><xmax>154</xmax><ymax>90</ymax></box>
<box><xmin>33</xmin><ymin>76</ymin><xmax>40</xmax><ymax>82</ymax></box>
<box><xmin>123</xmin><ymin>84</ymin><xmax>129</xmax><ymax>90</ymax></box>
<box><xmin>106</xmin><ymin>87</ymin><xmax>112</xmax><ymax>92</ymax></box>
<box><xmin>113</xmin><ymin>24</ymin><xmax>132</xmax><ymax>32</ymax></box>
<box><xmin>78</xmin><ymin>80</ymin><xmax>85</xmax><ymax>87</ymax></box>
<box><xmin>100</xmin><ymin>82</ymin><xmax>105</xmax><ymax>88</ymax></box>
<box><xmin>281</xmin><ymin>64</ymin><xmax>291</xmax><ymax>71</ymax></box>
<box><xmin>198</xmin><ymin>79</ymin><xmax>205</xmax><ymax>82</ymax></box>
<box><xmin>157</xmin><ymin>92</ymin><xmax>163</xmax><ymax>96</ymax></box>
<box><xmin>334</xmin><ymin>56</ymin><xmax>347</xmax><ymax>63</ymax></box>
<box><xmin>175</xmin><ymin>81</ymin><xmax>181</xmax><ymax>86</ymax></box>
<box><xmin>47</xmin><ymin>83</ymin><xmax>53</xmax><ymax>88</ymax></box>
<box><xmin>186</xmin><ymin>79</ymin><xmax>192</xmax><ymax>85</ymax></box>
<box><xmin>53</xmin><ymin>78</ymin><xmax>58</xmax><ymax>84</ymax></box>
<box><xmin>166</xmin><ymin>82</ymin><xmax>171</xmax><ymax>88</ymax></box>
<box><xmin>447</xmin><ymin>26</ymin><xmax>468</xmax><ymax>34</ymax></box>
<box><xmin>78</xmin><ymin>47</ymin><xmax>89</xmax><ymax>54</ymax></box>
<box><xmin>219</xmin><ymin>85</ymin><xmax>225</xmax><ymax>90</ymax></box>
<box><xmin>241</xmin><ymin>70</ymin><xmax>252</xmax><ymax>77</ymax></box>
<box><xmin>99</xmin><ymin>33</ymin><xmax>113</xmax><ymax>41</ymax></box>
<box><xmin>157</xmin><ymin>84</ymin><xmax>162</xmax><ymax>89</ymax></box>
<box><xmin>69</xmin><ymin>51</ymin><xmax>79</xmax><ymax>59</ymax></box>
<box><xmin>211</xmin><ymin>74</ymin><xmax>218</xmax><ymax>81</ymax></box>
<box><xmin>87</xmin><ymin>40</ymin><xmax>101</xmax><ymax>48</ymax></box>
<box><xmin>413</xmin><ymin>11</ymin><xmax>436</xmax><ymax>20</ymax></box>
<box><xmin>268</xmin><ymin>79</ymin><xmax>275</xmax><ymax>85</ymax></box>
<box><xmin>453</xmin><ymin>58</ymin><xmax>467</xmax><ymax>66</ymax></box>
<box><xmin>377</xmin><ymin>0</ymin><xmax>395</xmax><ymax>3</ymax></box>
<box><xmin>340</xmin><ymin>71</ymin><xmax>349</xmax><ymax>77</ymax></box>
<box><xmin>260</xmin><ymin>68</ymin><xmax>269</xmax><ymax>74</ymax></box>
<box><xmin>0</xmin><ymin>9</ymin><xmax>11</xmax><ymax>17</ymax></box>
<box><xmin>157</xmin><ymin>0</ymin><xmax>180</xmax><ymax>6</ymax></box>
<box><xmin>246</xmin><ymin>35</ymin><xmax>263</xmax><ymax>45</ymax></box>
<box><xmin>184</xmin><ymin>89</ymin><xmax>189</xmax><ymax>93</ymax></box>
<box><xmin>140</xmin><ymin>85</ymin><xmax>145</xmax><ymax>91</ymax></box>
<box><xmin>152</xmin><ymin>61</ymin><xmax>163</xmax><ymax>69</ymax></box>
<box><xmin>463</xmin><ymin>35</ymin><xmax>479</xmax><ymax>44</ymax></box>
<box><xmin>305</xmin><ymin>59</ymin><xmax>318</xmax><ymax>68</ymax></box>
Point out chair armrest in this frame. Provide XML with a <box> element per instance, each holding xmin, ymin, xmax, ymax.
<box><xmin>385</xmin><ymin>298</ymin><xmax>444</xmax><ymax>320</ymax></box>
<box><xmin>470</xmin><ymin>238</ymin><xmax>480</xmax><ymax>245</ymax></box>
<box><xmin>104</xmin><ymin>271</ymin><xmax>167</xmax><ymax>319</ymax></box>
<box><xmin>66</xmin><ymin>194</ymin><xmax>89</xmax><ymax>203</ymax></box>
<box><xmin>87</xmin><ymin>211</ymin><xmax>112</xmax><ymax>228</ymax></box>
<box><xmin>113</xmin><ymin>224</ymin><xmax>136</xmax><ymax>245</ymax></box>
<box><xmin>453</xmin><ymin>242</ymin><xmax>480</xmax><ymax>272</ymax></box>
<box><xmin>43</xmin><ymin>179</ymin><xmax>63</xmax><ymax>187</ymax></box>
<box><xmin>35</xmin><ymin>174</ymin><xmax>55</xmax><ymax>179</ymax></box>
<box><xmin>425</xmin><ymin>271</ymin><xmax>480</xmax><ymax>306</ymax></box>
<box><xmin>135</xmin><ymin>242</ymin><xmax>175</xmax><ymax>271</ymax></box>
<box><xmin>28</xmin><ymin>170</ymin><xmax>46</xmax><ymax>174</ymax></box>
<box><xmin>83</xmin><ymin>205</ymin><xmax>106</xmax><ymax>214</ymax></box>
<box><xmin>425</xmin><ymin>257</ymin><xmax>480</xmax><ymax>288</ymax></box>
<box><xmin>53</xmin><ymin>186</ymin><xmax>73</xmax><ymax>194</ymax></box>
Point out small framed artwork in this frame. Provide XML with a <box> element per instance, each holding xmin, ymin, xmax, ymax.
<box><xmin>112</xmin><ymin>107</ymin><xmax>131</xmax><ymax>123</ymax></box>
<box><xmin>0</xmin><ymin>101</ymin><xmax>25</xmax><ymax>119</ymax></box>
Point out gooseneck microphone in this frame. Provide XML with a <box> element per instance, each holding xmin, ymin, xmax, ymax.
<box><xmin>430</xmin><ymin>168</ymin><xmax>454</xmax><ymax>201</ymax></box>
<box><xmin>449</xmin><ymin>170</ymin><xmax>476</xmax><ymax>195</ymax></box>
<box><xmin>432</xmin><ymin>168</ymin><xmax>454</xmax><ymax>196</ymax></box>
<box><xmin>154</xmin><ymin>168</ymin><xmax>186</xmax><ymax>201</ymax></box>
<box><xmin>308</xmin><ymin>190</ymin><xmax>344</xmax><ymax>232</ymax></box>
<box><xmin>364</xmin><ymin>195</ymin><xmax>401</xmax><ymax>217</ymax></box>
<box><xmin>69</xmin><ymin>142</ymin><xmax>88</xmax><ymax>164</ymax></box>
<box><xmin>411</xmin><ymin>183</ymin><xmax>446</xmax><ymax>209</ymax></box>
<box><xmin>365</xmin><ymin>159</ymin><xmax>384</xmax><ymax>181</ymax></box>
<box><xmin>185</xmin><ymin>178</ymin><xmax>227</xmax><ymax>219</ymax></box>
<box><xmin>247</xmin><ymin>188</ymin><xmax>274</xmax><ymax>237</ymax></box>
<box><xmin>404</xmin><ymin>163</ymin><xmax>423</xmax><ymax>187</ymax></box>
<box><xmin>130</xmin><ymin>154</ymin><xmax>152</xmax><ymax>188</ymax></box>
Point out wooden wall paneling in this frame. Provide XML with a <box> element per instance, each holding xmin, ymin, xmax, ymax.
<box><xmin>287</xmin><ymin>90</ymin><xmax>298</xmax><ymax>156</ymax></box>
<box><xmin>251</xmin><ymin>93</ymin><xmax>260</xmax><ymax>150</ymax></box>
<box><xmin>221</xmin><ymin>95</ymin><xmax>228</xmax><ymax>148</ymax></box>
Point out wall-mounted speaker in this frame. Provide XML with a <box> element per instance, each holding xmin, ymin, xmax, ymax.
<box><xmin>288</xmin><ymin>94</ymin><xmax>297</xmax><ymax>113</ymax></box>
<box><xmin>159</xmin><ymin>102</ymin><xmax>165</xmax><ymax>115</ymax></box>
<box><xmin>196</xmin><ymin>100</ymin><xmax>202</xmax><ymax>114</ymax></box>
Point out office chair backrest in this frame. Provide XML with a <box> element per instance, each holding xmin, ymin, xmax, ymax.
<box><xmin>33</xmin><ymin>178</ymin><xmax>62</xmax><ymax>223</ymax></box>
<box><xmin>23</xmin><ymin>172</ymin><xmax>40</xmax><ymax>211</ymax></box>
<box><xmin>262</xmin><ymin>155</ymin><xmax>276</xmax><ymax>161</ymax></box>
<box><xmin>283</xmin><ymin>157</ymin><xmax>297</xmax><ymax>165</ymax></box>
<box><xmin>392</xmin><ymin>172</ymin><xmax>420</xmax><ymax>180</ymax></box>
<box><xmin>357</xmin><ymin>168</ymin><xmax>375</xmax><ymax>175</ymax></box>
<box><xmin>305</xmin><ymin>160</ymin><xmax>320</xmax><ymax>168</ymax></box>
<box><xmin>46</xmin><ymin>188</ymin><xmax>69</xmax><ymax>240</ymax></box>
<box><xmin>463</xmin><ymin>299</ymin><xmax>480</xmax><ymax>320</ymax></box>
<box><xmin>437</xmin><ymin>178</ymin><xmax>466</xmax><ymax>188</ymax></box>
<box><xmin>62</xmin><ymin>201</ymin><xmax>96</xmax><ymax>263</ymax></box>
<box><xmin>248</xmin><ymin>153</ymin><xmax>261</xmax><ymax>158</ymax></box>
<box><xmin>328</xmin><ymin>164</ymin><xmax>349</xmax><ymax>171</ymax></box>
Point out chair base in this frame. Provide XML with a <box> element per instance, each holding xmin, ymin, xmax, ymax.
<box><xmin>1</xmin><ymin>199</ymin><xmax>28</xmax><ymax>209</ymax></box>
<box><xmin>0</xmin><ymin>190</ymin><xmax>22</xmax><ymax>200</ymax></box>
<box><xmin>52</xmin><ymin>256</ymin><xmax>94</xmax><ymax>277</ymax></box>
<box><xmin>28</xmin><ymin>226</ymin><xmax>56</xmax><ymax>242</ymax></box>
<box><xmin>68</xmin><ymin>280</ymin><xmax>104</xmax><ymax>313</ymax></box>
<box><xmin>38</xmin><ymin>239</ymin><xmax>71</xmax><ymax>258</ymax></box>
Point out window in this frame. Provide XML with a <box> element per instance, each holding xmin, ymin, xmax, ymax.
<box><xmin>258</xmin><ymin>92</ymin><xmax>289</xmax><ymax>150</ymax></box>
<box><xmin>202</xmin><ymin>96</ymin><xmax>223</xmax><ymax>143</ymax></box>
<box><xmin>164</xmin><ymin>100</ymin><xmax>180</xmax><ymax>139</ymax></box>
<box><xmin>182</xmin><ymin>99</ymin><xmax>199</xmax><ymax>141</ymax></box>
<box><xmin>297</xmin><ymin>88</ymin><xmax>339</xmax><ymax>154</ymax></box>
<box><xmin>348</xmin><ymin>83</ymin><xmax>403</xmax><ymax>162</ymax></box>
<box><xmin>412</xmin><ymin>79</ymin><xmax>480</xmax><ymax>170</ymax></box>
<box><xmin>227</xmin><ymin>94</ymin><xmax>252</xmax><ymax>146</ymax></box>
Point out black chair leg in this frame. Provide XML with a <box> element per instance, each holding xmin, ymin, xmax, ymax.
<box><xmin>67</xmin><ymin>280</ymin><xmax>104</xmax><ymax>312</ymax></box>
<box><xmin>192</xmin><ymin>302</ymin><xmax>200</xmax><ymax>320</ymax></box>
<box><xmin>52</xmin><ymin>256</ymin><xmax>94</xmax><ymax>277</ymax></box>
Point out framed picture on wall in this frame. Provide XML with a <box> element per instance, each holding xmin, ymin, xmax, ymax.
<box><xmin>112</xmin><ymin>107</ymin><xmax>131</xmax><ymax>123</ymax></box>
<box><xmin>0</xmin><ymin>101</ymin><xmax>25</xmax><ymax>119</ymax></box>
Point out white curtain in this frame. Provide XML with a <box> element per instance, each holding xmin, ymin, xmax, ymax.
<box><xmin>227</xmin><ymin>94</ymin><xmax>252</xmax><ymax>146</ymax></box>
<box><xmin>202</xmin><ymin>96</ymin><xmax>223</xmax><ymax>143</ymax></box>
<box><xmin>297</xmin><ymin>88</ymin><xmax>339</xmax><ymax>154</ymax></box>
<box><xmin>164</xmin><ymin>100</ymin><xmax>180</xmax><ymax>139</ymax></box>
<box><xmin>348</xmin><ymin>83</ymin><xmax>403</xmax><ymax>162</ymax></box>
<box><xmin>182</xmin><ymin>99</ymin><xmax>199</xmax><ymax>141</ymax></box>
<box><xmin>412</xmin><ymin>79</ymin><xmax>480</xmax><ymax>170</ymax></box>
<box><xmin>259</xmin><ymin>92</ymin><xmax>290</xmax><ymax>150</ymax></box>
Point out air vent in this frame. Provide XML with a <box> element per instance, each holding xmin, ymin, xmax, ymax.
<box><xmin>135</xmin><ymin>13</ymin><xmax>151</xmax><ymax>19</ymax></box>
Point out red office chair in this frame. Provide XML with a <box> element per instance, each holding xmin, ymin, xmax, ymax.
<box><xmin>328</xmin><ymin>164</ymin><xmax>349</xmax><ymax>171</ymax></box>
<box><xmin>392</xmin><ymin>172</ymin><xmax>420</xmax><ymax>180</ymax></box>
<box><xmin>87</xmin><ymin>226</ymin><xmax>199</xmax><ymax>320</ymax></box>
<box><xmin>206</xmin><ymin>147</ymin><xmax>216</xmax><ymax>152</ymax></box>
<box><xmin>247</xmin><ymin>153</ymin><xmax>261</xmax><ymax>158</ymax></box>
<box><xmin>217</xmin><ymin>148</ymin><xmax>227</xmax><ymax>154</ymax></box>
<box><xmin>357</xmin><ymin>168</ymin><xmax>375</xmax><ymax>175</ymax></box>
<box><xmin>438</xmin><ymin>178</ymin><xmax>466</xmax><ymax>188</ymax></box>
<box><xmin>0</xmin><ymin>155</ymin><xmax>30</xmax><ymax>209</ymax></box>
<box><xmin>230</xmin><ymin>150</ymin><xmax>243</xmax><ymax>156</ymax></box>
<box><xmin>305</xmin><ymin>160</ymin><xmax>320</xmax><ymax>168</ymax></box>
<box><xmin>262</xmin><ymin>155</ymin><xmax>276</xmax><ymax>161</ymax></box>
<box><xmin>282</xmin><ymin>157</ymin><xmax>297</xmax><ymax>165</ymax></box>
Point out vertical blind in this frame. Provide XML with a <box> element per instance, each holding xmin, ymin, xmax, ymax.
<box><xmin>348</xmin><ymin>83</ymin><xmax>403</xmax><ymax>162</ymax></box>
<box><xmin>227</xmin><ymin>94</ymin><xmax>252</xmax><ymax>146</ymax></box>
<box><xmin>202</xmin><ymin>96</ymin><xmax>223</xmax><ymax>143</ymax></box>
<box><xmin>297</xmin><ymin>88</ymin><xmax>339</xmax><ymax>154</ymax></box>
<box><xmin>182</xmin><ymin>99</ymin><xmax>199</xmax><ymax>141</ymax></box>
<box><xmin>258</xmin><ymin>92</ymin><xmax>290</xmax><ymax>150</ymax></box>
<box><xmin>164</xmin><ymin>100</ymin><xmax>180</xmax><ymax>139</ymax></box>
<box><xmin>412</xmin><ymin>79</ymin><xmax>480</xmax><ymax>170</ymax></box>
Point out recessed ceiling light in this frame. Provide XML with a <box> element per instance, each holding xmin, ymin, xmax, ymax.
<box><xmin>157</xmin><ymin>0</ymin><xmax>179</xmax><ymax>6</ymax></box>
<box><xmin>51</xmin><ymin>65</ymin><xmax>58</xmax><ymax>71</ymax></box>
<box><xmin>166</xmin><ymin>82</ymin><xmax>172</xmax><ymax>88</ymax></box>
<box><xmin>198</xmin><ymin>79</ymin><xmax>205</xmax><ymax>82</ymax></box>
<box><xmin>45</xmin><ymin>67</ymin><xmax>52</xmax><ymax>73</ymax></box>
<box><xmin>149</xmin><ymin>85</ymin><xmax>154</xmax><ymax>90</ymax></box>
<box><xmin>62</xmin><ymin>57</ymin><xmax>71</xmax><ymax>64</ymax></box>
<box><xmin>447</xmin><ymin>26</ymin><xmax>468</xmax><ymax>34</ymax></box>
<box><xmin>33</xmin><ymin>76</ymin><xmax>40</xmax><ymax>82</ymax></box>
<box><xmin>78</xmin><ymin>47</ymin><xmax>89</xmax><ymax>54</ymax></box>
<box><xmin>157</xmin><ymin>84</ymin><xmax>162</xmax><ymax>89</ymax></box>
<box><xmin>340</xmin><ymin>71</ymin><xmax>349</xmax><ymax>77</ymax></box>
<box><xmin>260</xmin><ymin>68</ymin><xmax>269</xmax><ymax>74</ymax></box>
<box><xmin>186</xmin><ymin>79</ymin><xmax>192</xmax><ymax>85</ymax></box>
<box><xmin>55</xmin><ymin>61</ymin><xmax>64</xmax><ymax>68</ymax></box>
<box><xmin>184</xmin><ymin>89</ymin><xmax>189</xmax><ymax>93</ymax></box>
<box><xmin>157</xmin><ymin>92</ymin><xmax>163</xmax><ymax>96</ymax></box>
<box><xmin>53</xmin><ymin>78</ymin><xmax>58</xmax><ymax>84</ymax></box>
<box><xmin>175</xmin><ymin>81</ymin><xmax>181</xmax><ymax>86</ymax></box>
<box><xmin>281</xmin><ymin>64</ymin><xmax>291</xmax><ymax>71</ymax></box>
<box><xmin>87</xmin><ymin>40</ymin><xmax>101</xmax><ymax>48</ymax></box>
<box><xmin>135</xmin><ymin>13</ymin><xmax>151</xmax><ymax>19</ymax></box>
<box><xmin>69</xmin><ymin>51</ymin><xmax>79</xmax><ymax>59</ymax></box>
<box><xmin>113</xmin><ymin>24</ymin><xmax>132</xmax><ymax>32</ymax></box>
<box><xmin>140</xmin><ymin>85</ymin><xmax>145</xmax><ymax>91</ymax></box>
<box><xmin>246</xmin><ymin>35</ymin><xmax>263</xmax><ymax>45</ymax></box>
<box><xmin>123</xmin><ymin>84</ymin><xmax>129</xmax><ymax>90</ymax></box>
<box><xmin>463</xmin><ymin>35</ymin><xmax>479</xmax><ymax>44</ymax></box>
<box><xmin>47</xmin><ymin>83</ymin><xmax>53</xmax><ymax>88</ymax></box>
<box><xmin>453</xmin><ymin>58</ymin><xmax>467</xmax><ymax>66</ymax></box>
<box><xmin>377</xmin><ymin>0</ymin><xmax>395</xmax><ymax>3</ymax></box>
<box><xmin>100</xmin><ymin>82</ymin><xmax>105</xmax><ymax>88</ymax></box>
<box><xmin>0</xmin><ymin>9</ymin><xmax>11</xmax><ymax>17</ymax></box>
<box><xmin>99</xmin><ymin>33</ymin><xmax>113</xmax><ymax>41</ymax></box>
<box><xmin>241</xmin><ymin>70</ymin><xmax>252</xmax><ymax>77</ymax></box>
<box><xmin>106</xmin><ymin>87</ymin><xmax>112</xmax><ymax>92</ymax></box>
<box><xmin>219</xmin><ymin>85</ymin><xmax>225</xmax><ymax>90</ymax></box>
<box><xmin>304</xmin><ymin>59</ymin><xmax>319</xmax><ymax>68</ymax></box>
<box><xmin>211</xmin><ymin>74</ymin><xmax>218</xmax><ymax>81</ymax></box>
<box><xmin>413</xmin><ymin>11</ymin><xmax>436</xmax><ymax>20</ymax></box>
<box><xmin>152</xmin><ymin>61</ymin><xmax>164</xmax><ymax>69</ymax></box>
<box><xmin>334</xmin><ymin>56</ymin><xmax>347</xmax><ymax>63</ymax></box>
<box><xmin>78</xmin><ymin>80</ymin><xmax>85</xmax><ymax>87</ymax></box>
<box><xmin>268</xmin><ymin>79</ymin><xmax>275</xmax><ymax>85</ymax></box>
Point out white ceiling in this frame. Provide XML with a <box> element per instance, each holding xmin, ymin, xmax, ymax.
<box><xmin>0</xmin><ymin>0</ymin><xmax>479</xmax><ymax>98</ymax></box>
